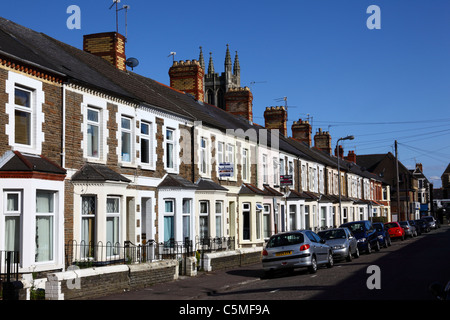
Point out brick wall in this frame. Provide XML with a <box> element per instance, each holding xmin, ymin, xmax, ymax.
<box><xmin>45</xmin><ymin>260</ymin><xmax>178</xmax><ymax>300</ymax></box>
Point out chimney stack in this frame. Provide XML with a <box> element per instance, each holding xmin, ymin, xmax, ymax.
<box><xmin>83</xmin><ymin>32</ymin><xmax>127</xmax><ymax>71</ymax></box>
<box><xmin>291</xmin><ymin>119</ymin><xmax>312</xmax><ymax>146</ymax></box>
<box><xmin>168</xmin><ymin>60</ymin><xmax>205</xmax><ymax>102</ymax></box>
<box><xmin>314</xmin><ymin>128</ymin><xmax>332</xmax><ymax>155</ymax></box>
<box><xmin>264</xmin><ymin>106</ymin><xmax>287</xmax><ymax>137</ymax></box>
<box><xmin>224</xmin><ymin>87</ymin><xmax>253</xmax><ymax>121</ymax></box>
<box><xmin>335</xmin><ymin>145</ymin><xmax>344</xmax><ymax>159</ymax></box>
<box><xmin>416</xmin><ymin>163</ymin><xmax>423</xmax><ymax>172</ymax></box>
<box><xmin>345</xmin><ymin>150</ymin><xmax>356</xmax><ymax>163</ymax></box>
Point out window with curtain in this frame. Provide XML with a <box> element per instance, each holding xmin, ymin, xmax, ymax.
<box><xmin>215</xmin><ymin>201</ymin><xmax>222</xmax><ymax>238</ymax></box>
<box><xmin>199</xmin><ymin>201</ymin><xmax>209</xmax><ymax>240</ymax></box>
<box><xmin>87</xmin><ymin>108</ymin><xmax>100</xmax><ymax>158</ymax></box>
<box><xmin>182</xmin><ymin>199</ymin><xmax>191</xmax><ymax>242</ymax></box>
<box><xmin>166</xmin><ymin>129</ymin><xmax>175</xmax><ymax>169</ymax></box>
<box><xmin>4</xmin><ymin>191</ymin><xmax>22</xmax><ymax>254</ymax></box>
<box><xmin>35</xmin><ymin>191</ymin><xmax>55</xmax><ymax>262</ymax></box>
<box><xmin>81</xmin><ymin>195</ymin><xmax>96</xmax><ymax>258</ymax></box>
<box><xmin>14</xmin><ymin>87</ymin><xmax>33</xmax><ymax>146</ymax></box>
<box><xmin>164</xmin><ymin>200</ymin><xmax>174</xmax><ymax>243</ymax></box>
<box><xmin>106</xmin><ymin>197</ymin><xmax>120</xmax><ymax>256</ymax></box>
<box><xmin>121</xmin><ymin>117</ymin><xmax>132</xmax><ymax>162</ymax></box>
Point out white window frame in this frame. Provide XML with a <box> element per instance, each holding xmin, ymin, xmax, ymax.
<box><xmin>4</xmin><ymin>190</ymin><xmax>22</xmax><ymax>254</ymax></box>
<box><xmin>242</xmin><ymin>148</ymin><xmax>249</xmax><ymax>181</ymax></box>
<box><xmin>6</xmin><ymin>72</ymin><xmax>45</xmax><ymax>155</ymax></box>
<box><xmin>86</xmin><ymin>107</ymin><xmax>101</xmax><ymax>159</ymax></box>
<box><xmin>13</xmin><ymin>86</ymin><xmax>33</xmax><ymax>147</ymax></box>
<box><xmin>200</xmin><ymin>137</ymin><xmax>208</xmax><ymax>175</ymax></box>
<box><xmin>262</xmin><ymin>154</ymin><xmax>268</xmax><ymax>184</ymax></box>
<box><xmin>182</xmin><ymin>199</ymin><xmax>192</xmax><ymax>241</ymax></box>
<box><xmin>140</xmin><ymin>121</ymin><xmax>153</xmax><ymax>168</ymax></box>
<box><xmin>165</xmin><ymin>128</ymin><xmax>175</xmax><ymax>170</ymax></box>
<box><xmin>121</xmin><ymin>116</ymin><xmax>132</xmax><ymax>163</ymax></box>
<box><xmin>106</xmin><ymin>197</ymin><xmax>121</xmax><ymax>255</ymax></box>
<box><xmin>35</xmin><ymin>190</ymin><xmax>56</xmax><ymax>263</ymax></box>
<box><xmin>199</xmin><ymin>201</ymin><xmax>209</xmax><ymax>239</ymax></box>
<box><xmin>164</xmin><ymin>199</ymin><xmax>175</xmax><ymax>242</ymax></box>
<box><xmin>242</xmin><ymin>202</ymin><xmax>251</xmax><ymax>241</ymax></box>
<box><xmin>215</xmin><ymin>201</ymin><xmax>223</xmax><ymax>238</ymax></box>
<box><xmin>226</xmin><ymin>143</ymin><xmax>235</xmax><ymax>179</ymax></box>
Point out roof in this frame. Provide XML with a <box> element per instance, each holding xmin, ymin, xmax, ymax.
<box><xmin>158</xmin><ymin>174</ymin><xmax>197</xmax><ymax>189</ymax></box>
<box><xmin>71</xmin><ymin>163</ymin><xmax>130</xmax><ymax>183</ymax></box>
<box><xmin>262</xmin><ymin>184</ymin><xmax>284</xmax><ymax>197</ymax></box>
<box><xmin>195</xmin><ymin>178</ymin><xmax>228</xmax><ymax>191</ymax></box>
<box><xmin>287</xmin><ymin>189</ymin><xmax>319</xmax><ymax>201</ymax></box>
<box><xmin>0</xmin><ymin>150</ymin><xmax>66</xmax><ymax>175</ymax></box>
<box><xmin>238</xmin><ymin>183</ymin><xmax>266</xmax><ymax>195</ymax></box>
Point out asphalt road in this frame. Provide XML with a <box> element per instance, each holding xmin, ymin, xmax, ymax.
<box><xmin>99</xmin><ymin>225</ymin><xmax>450</xmax><ymax>302</ymax></box>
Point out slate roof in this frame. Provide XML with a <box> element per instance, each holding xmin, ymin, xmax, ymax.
<box><xmin>195</xmin><ymin>178</ymin><xmax>228</xmax><ymax>191</ymax></box>
<box><xmin>158</xmin><ymin>174</ymin><xmax>197</xmax><ymax>189</ymax></box>
<box><xmin>0</xmin><ymin>150</ymin><xmax>66</xmax><ymax>175</ymax></box>
<box><xmin>238</xmin><ymin>183</ymin><xmax>266</xmax><ymax>195</ymax></box>
<box><xmin>71</xmin><ymin>163</ymin><xmax>130</xmax><ymax>183</ymax></box>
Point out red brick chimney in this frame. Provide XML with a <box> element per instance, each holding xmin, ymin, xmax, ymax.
<box><xmin>264</xmin><ymin>106</ymin><xmax>287</xmax><ymax>136</ymax></box>
<box><xmin>314</xmin><ymin>128</ymin><xmax>332</xmax><ymax>155</ymax></box>
<box><xmin>345</xmin><ymin>150</ymin><xmax>356</xmax><ymax>163</ymax></box>
<box><xmin>335</xmin><ymin>145</ymin><xmax>344</xmax><ymax>159</ymax></box>
<box><xmin>83</xmin><ymin>32</ymin><xmax>127</xmax><ymax>71</ymax></box>
<box><xmin>291</xmin><ymin>119</ymin><xmax>312</xmax><ymax>146</ymax></box>
<box><xmin>168</xmin><ymin>60</ymin><xmax>205</xmax><ymax>102</ymax></box>
<box><xmin>224</xmin><ymin>87</ymin><xmax>253</xmax><ymax>121</ymax></box>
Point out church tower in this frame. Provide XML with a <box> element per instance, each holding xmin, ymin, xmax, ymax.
<box><xmin>203</xmin><ymin>44</ymin><xmax>241</xmax><ymax>109</ymax></box>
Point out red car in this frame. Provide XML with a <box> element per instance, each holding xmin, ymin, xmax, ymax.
<box><xmin>384</xmin><ymin>222</ymin><xmax>405</xmax><ymax>241</ymax></box>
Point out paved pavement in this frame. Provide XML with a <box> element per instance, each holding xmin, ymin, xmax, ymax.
<box><xmin>97</xmin><ymin>262</ymin><xmax>263</xmax><ymax>300</ymax></box>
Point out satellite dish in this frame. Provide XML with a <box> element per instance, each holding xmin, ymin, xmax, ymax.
<box><xmin>126</xmin><ymin>57</ymin><xmax>139</xmax><ymax>70</ymax></box>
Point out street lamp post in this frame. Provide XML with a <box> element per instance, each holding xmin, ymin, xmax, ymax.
<box><xmin>336</xmin><ymin>135</ymin><xmax>354</xmax><ymax>226</ymax></box>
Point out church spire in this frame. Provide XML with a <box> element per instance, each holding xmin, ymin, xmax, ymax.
<box><xmin>233</xmin><ymin>50</ymin><xmax>240</xmax><ymax>75</ymax></box>
<box><xmin>208</xmin><ymin>52</ymin><xmax>215</xmax><ymax>75</ymax></box>
<box><xmin>225</xmin><ymin>44</ymin><xmax>232</xmax><ymax>73</ymax></box>
<box><xmin>199</xmin><ymin>46</ymin><xmax>205</xmax><ymax>70</ymax></box>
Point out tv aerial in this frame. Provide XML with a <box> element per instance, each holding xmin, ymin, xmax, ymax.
<box><xmin>109</xmin><ymin>0</ymin><xmax>130</xmax><ymax>41</ymax></box>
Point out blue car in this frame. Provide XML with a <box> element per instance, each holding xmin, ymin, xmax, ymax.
<box><xmin>340</xmin><ymin>220</ymin><xmax>380</xmax><ymax>254</ymax></box>
<box><xmin>373</xmin><ymin>222</ymin><xmax>391</xmax><ymax>248</ymax></box>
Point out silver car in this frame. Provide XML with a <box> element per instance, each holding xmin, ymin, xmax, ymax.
<box><xmin>262</xmin><ymin>230</ymin><xmax>333</xmax><ymax>277</ymax></box>
<box><xmin>318</xmin><ymin>227</ymin><xmax>360</xmax><ymax>262</ymax></box>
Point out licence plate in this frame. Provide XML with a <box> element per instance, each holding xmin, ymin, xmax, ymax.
<box><xmin>275</xmin><ymin>251</ymin><xmax>292</xmax><ymax>256</ymax></box>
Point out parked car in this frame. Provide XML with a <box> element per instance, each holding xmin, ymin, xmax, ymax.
<box><xmin>261</xmin><ymin>230</ymin><xmax>333</xmax><ymax>277</ymax></box>
<box><xmin>340</xmin><ymin>220</ymin><xmax>380</xmax><ymax>254</ymax></box>
<box><xmin>422</xmin><ymin>216</ymin><xmax>439</xmax><ymax>230</ymax></box>
<box><xmin>373</xmin><ymin>222</ymin><xmax>391</xmax><ymax>248</ymax></box>
<box><xmin>384</xmin><ymin>222</ymin><xmax>405</xmax><ymax>241</ymax></box>
<box><xmin>318</xmin><ymin>227</ymin><xmax>359</xmax><ymax>262</ymax></box>
<box><xmin>415</xmin><ymin>219</ymin><xmax>430</xmax><ymax>233</ymax></box>
<box><xmin>409</xmin><ymin>220</ymin><xmax>422</xmax><ymax>235</ymax></box>
<box><xmin>399</xmin><ymin>221</ymin><xmax>417</xmax><ymax>238</ymax></box>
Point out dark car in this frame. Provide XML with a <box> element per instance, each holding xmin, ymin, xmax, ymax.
<box><xmin>409</xmin><ymin>220</ymin><xmax>422</xmax><ymax>235</ymax></box>
<box><xmin>423</xmin><ymin>216</ymin><xmax>439</xmax><ymax>230</ymax></box>
<box><xmin>340</xmin><ymin>220</ymin><xmax>380</xmax><ymax>254</ymax></box>
<box><xmin>415</xmin><ymin>219</ymin><xmax>430</xmax><ymax>233</ymax></box>
<box><xmin>373</xmin><ymin>222</ymin><xmax>391</xmax><ymax>248</ymax></box>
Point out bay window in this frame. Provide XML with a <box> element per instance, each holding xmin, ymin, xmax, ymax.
<box><xmin>106</xmin><ymin>197</ymin><xmax>120</xmax><ymax>256</ymax></box>
<box><xmin>4</xmin><ymin>191</ymin><xmax>22</xmax><ymax>254</ymax></box>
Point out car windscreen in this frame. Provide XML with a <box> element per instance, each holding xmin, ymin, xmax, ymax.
<box><xmin>373</xmin><ymin>224</ymin><xmax>383</xmax><ymax>231</ymax></box>
<box><xmin>385</xmin><ymin>223</ymin><xmax>397</xmax><ymax>229</ymax></box>
<box><xmin>266</xmin><ymin>233</ymin><xmax>304</xmax><ymax>248</ymax></box>
<box><xmin>342</xmin><ymin>223</ymin><xmax>365</xmax><ymax>233</ymax></box>
<box><xmin>319</xmin><ymin>229</ymin><xmax>346</xmax><ymax>240</ymax></box>
<box><xmin>399</xmin><ymin>221</ymin><xmax>407</xmax><ymax>226</ymax></box>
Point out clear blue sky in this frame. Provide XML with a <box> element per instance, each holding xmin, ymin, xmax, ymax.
<box><xmin>2</xmin><ymin>0</ymin><xmax>450</xmax><ymax>187</ymax></box>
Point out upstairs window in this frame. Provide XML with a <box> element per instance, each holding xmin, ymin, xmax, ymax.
<box><xmin>166</xmin><ymin>128</ymin><xmax>175</xmax><ymax>169</ymax></box>
<box><xmin>140</xmin><ymin>122</ymin><xmax>153</xmax><ymax>166</ymax></box>
<box><xmin>87</xmin><ymin>108</ymin><xmax>100</xmax><ymax>158</ymax></box>
<box><xmin>200</xmin><ymin>137</ymin><xmax>207</xmax><ymax>174</ymax></box>
<box><xmin>242</xmin><ymin>148</ymin><xmax>249</xmax><ymax>181</ymax></box>
<box><xmin>14</xmin><ymin>86</ymin><xmax>32</xmax><ymax>146</ymax></box>
<box><xmin>121</xmin><ymin>117</ymin><xmax>132</xmax><ymax>162</ymax></box>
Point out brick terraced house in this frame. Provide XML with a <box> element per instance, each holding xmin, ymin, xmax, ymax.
<box><xmin>0</xmin><ymin>17</ymin><xmax>392</xmax><ymax>277</ymax></box>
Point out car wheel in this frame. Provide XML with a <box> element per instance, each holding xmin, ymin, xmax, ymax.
<box><xmin>346</xmin><ymin>249</ymin><xmax>353</xmax><ymax>262</ymax></box>
<box><xmin>327</xmin><ymin>252</ymin><xmax>334</xmax><ymax>268</ymax></box>
<box><xmin>353</xmin><ymin>246</ymin><xmax>360</xmax><ymax>258</ymax></box>
<box><xmin>375</xmin><ymin>240</ymin><xmax>380</xmax><ymax>252</ymax></box>
<box><xmin>308</xmin><ymin>256</ymin><xmax>317</xmax><ymax>274</ymax></box>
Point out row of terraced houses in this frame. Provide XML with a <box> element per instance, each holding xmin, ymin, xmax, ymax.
<box><xmin>3</xmin><ymin>17</ymin><xmax>431</xmax><ymax>279</ymax></box>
